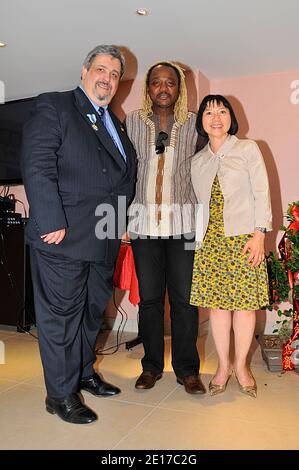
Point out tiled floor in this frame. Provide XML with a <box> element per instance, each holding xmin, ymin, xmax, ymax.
<box><xmin>0</xmin><ymin>323</ymin><xmax>298</xmax><ymax>450</ymax></box>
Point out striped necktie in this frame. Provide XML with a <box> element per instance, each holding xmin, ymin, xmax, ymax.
<box><xmin>98</xmin><ymin>106</ymin><xmax>107</xmax><ymax>127</ymax></box>
<box><xmin>97</xmin><ymin>107</ymin><xmax>127</xmax><ymax>162</ymax></box>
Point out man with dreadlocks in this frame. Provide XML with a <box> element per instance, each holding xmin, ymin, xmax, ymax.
<box><xmin>126</xmin><ymin>62</ymin><xmax>206</xmax><ymax>394</ymax></box>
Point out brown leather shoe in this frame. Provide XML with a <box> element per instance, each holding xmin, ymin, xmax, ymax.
<box><xmin>135</xmin><ymin>371</ymin><xmax>163</xmax><ymax>390</ymax></box>
<box><xmin>176</xmin><ymin>375</ymin><xmax>206</xmax><ymax>394</ymax></box>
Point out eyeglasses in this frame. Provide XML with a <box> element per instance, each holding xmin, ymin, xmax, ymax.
<box><xmin>155</xmin><ymin>131</ymin><xmax>168</xmax><ymax>155</ymax></box>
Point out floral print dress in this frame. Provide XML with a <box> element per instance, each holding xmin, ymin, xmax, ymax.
<box><xmin>190</xmin><ymin>176</ymin><xmax>270</xmax><ymax>310</ymax></box>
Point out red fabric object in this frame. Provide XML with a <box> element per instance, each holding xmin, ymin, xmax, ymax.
<box><xmin>278</xmin><ymin>214</ymin><xmax>299</xmax><ymax>370</ymax></box>
<box><xmin>113</xmin><ymin>242</ymin><xmax>140</xmax><ymax>305</ymax></box>
<box><xmin>282</xmin><ymin>315</ymin><xmax>299</xmax><ymax>371</ymax></box>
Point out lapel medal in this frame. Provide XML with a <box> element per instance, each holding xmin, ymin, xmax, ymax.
<box><xmin>87</xmin><ymin>113</ymin><xmax>98</xmax><ymax>131</ymax></box>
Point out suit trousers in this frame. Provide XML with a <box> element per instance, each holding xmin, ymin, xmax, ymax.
<box><xmin>30</xmin><ymin>247</ymin><xmax>114</xmax><ymax>399</ymax></box>
<box><xmin>131</xmin><ymin>235</ymin><xmax>199</xmax><ymax>377</ymax></box>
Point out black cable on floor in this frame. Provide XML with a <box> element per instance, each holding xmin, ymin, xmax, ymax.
<box><xmin>95</xmin><ymin>288</ymin><xmax>130</xmax><ymax>355</ymax></box>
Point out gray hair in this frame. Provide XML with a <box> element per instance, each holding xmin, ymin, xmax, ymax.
<box><xmin>83</xmin><ymin>45</ymin><xmax>125</xmax><ymax>78</ymax></box>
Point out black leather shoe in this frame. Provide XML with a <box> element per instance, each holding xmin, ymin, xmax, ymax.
<box><xmin>176</xmin><ymin>375</ymin><xmax>206</xmax><ymax>395</ymax></box>
<box><xmin>46</xmin><ymin>393</ymin><xmax>97</xmax><ymax>424</ymax></box>
<box><xmin>80</xmin><ymin>374</ymin><xmax>121</xmax><ymax>397</ymax></box>
<box><xmin>135</xmin><ymin>371</ymin><xmax>163</xmax><ymax>390</ymax></box>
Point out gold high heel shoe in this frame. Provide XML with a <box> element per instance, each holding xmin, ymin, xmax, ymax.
<box><xmin>235</xmin><ymin>372</ymin><xmax>257</xmax><ymax>398</ymax></box>
<box><xmin>209</xmin><ymin>374</ymin><xmax>231</xmax><ymax>397</ymax></box>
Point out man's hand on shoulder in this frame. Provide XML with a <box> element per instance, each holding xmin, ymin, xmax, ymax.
<box><xmin>41</xmin><ymin>229</ymin><xmax>66</xmax><ymax>245</ymax></box>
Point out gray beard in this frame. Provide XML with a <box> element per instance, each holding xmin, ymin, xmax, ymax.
<box><xmin>97</xmin><ymin>94</ymin><xmax>109</xmax><ymax>102</ymax></box>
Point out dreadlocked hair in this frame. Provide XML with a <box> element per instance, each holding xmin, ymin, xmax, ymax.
<box><xmin>141</xmin><ymin>61</ymin><xmax>189</xmax><ymax>125</ymax></box>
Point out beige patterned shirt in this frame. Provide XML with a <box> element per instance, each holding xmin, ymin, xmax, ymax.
<box><xmin>126</xmin><ymin>110</ymin><xmax>198</xmax><ymax>236</ymax></box>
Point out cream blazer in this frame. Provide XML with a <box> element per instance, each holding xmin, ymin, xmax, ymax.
<box><xmin>191</xmin><ymin>135</ymin><xmax>272</xmax><ymax>239</ymax></box>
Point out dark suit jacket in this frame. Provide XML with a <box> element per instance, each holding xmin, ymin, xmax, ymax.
<box><xmin>21</xmin><ymin>87</ymin><xmax>136</xmax><ymax>263</ymax></box>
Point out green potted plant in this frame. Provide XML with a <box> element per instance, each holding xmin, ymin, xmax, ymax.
<box><xmin>260</xmin><ymin>252</ymin><xmax>293</xmax><ymax>371</ymax></box>
<box><xmin>261</xmin><ymin>201</ymin><xmax>299</xmax><ymax>372</ymax></box>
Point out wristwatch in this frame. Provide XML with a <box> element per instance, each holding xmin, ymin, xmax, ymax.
<box><xmin>255</xmin><ymin>227</ymin><xmax>267</xmax><ymax>233</ymax></box>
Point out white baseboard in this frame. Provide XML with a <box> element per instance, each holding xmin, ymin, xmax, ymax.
<box><xmin>105</xmin><ymin>308</ymin><xmax>277</xmax><ymax>339</ymax></box>
<box><xmin>105</xmin><ymin>312</ymin><xmax>210</xmax><ymax>337</ymax></box>
<box><xmin>105</xmin><ymin>315</ymin><xmax>139</xmax><ymax>333</ymax></box>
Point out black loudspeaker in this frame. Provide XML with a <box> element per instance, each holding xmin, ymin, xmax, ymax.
<box><xmin>0</xmin><ymin>222</ymin><xmax>35</xmax><ymax>330</ymax></box>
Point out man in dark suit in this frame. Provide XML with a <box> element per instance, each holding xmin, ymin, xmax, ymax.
<box><xmin>21</xmin><ymin>45</ymin><xmax>136</xmax><ymax>424</ymax></box>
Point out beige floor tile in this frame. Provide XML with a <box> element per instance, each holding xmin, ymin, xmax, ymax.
<box><xmin>0</xmin><ymin>378</ymin><xmax>19</xmax><ymax>393</ymax></box>
<box><xmin>96</xmin><ymin>332</ymin><xmax>216</xmax><ymax>405</ymax></box>
<box><xmin>0</xmin><ymin>326</ymin><xmax>37</xmax><ymax>336</ymax></box>
<box><xmin>0</xmin><ymin>383</ymin><xmax>155</xmax><ymax>450</ymax></box>
<box><xmin>1</xmin><ymin>326</ymin><xmax>298</xmax><ymax>450</ymax></box>
<box><xmin>93</xmin><ymin>342</ymin><xmax>181</xmax><ymax>406</ymax></box>
<box><xmin>113</xmin><ymin>407</ymin><xmax>298</xmax><ymax>450</ymax></box>
<box><xmin>0</xmin><ymin>333</ymin><xmax>42</xmax><ymax>382</ymax></box>
<box><xmin>23</xmin><ymin>374</ymin><xmax>45</xmax><ymax>388</ymax></box>
<box><xmin>0</xmin><ymin>329</ymin><xmax>18</xmax><ymax>341</ymax></box>
<box><xmin>25</xmin><ymin>360</ymin><xmax>180</xmax><ymax>407</ymax></box>
<box><xmin>158</xmin><ymin>365</ymin><xmax>299</xmax><ymax>429</ymax></box>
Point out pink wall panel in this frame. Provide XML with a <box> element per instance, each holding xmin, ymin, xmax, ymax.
<box><xmin>2</xmin><ymin>67</ymin><xmax>298</xmax><ymax>325</ymax></box>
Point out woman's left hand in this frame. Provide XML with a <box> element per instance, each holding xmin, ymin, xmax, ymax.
<box><xmin>242</xmin><ymin>231</ymin><xmax>265</xmax><ymax>267</ymax></box>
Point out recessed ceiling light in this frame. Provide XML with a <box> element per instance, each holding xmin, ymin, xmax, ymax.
<box><xmin>0</xmin><ymin>42</ymin><xmax>6</xmax><ymax>47</ymax></box>
<box><xmin>136</xmin><ymin>9</ymin><xmax>149</xmax><ymax>16</ymax></box>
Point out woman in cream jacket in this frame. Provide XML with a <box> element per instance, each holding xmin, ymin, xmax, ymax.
<box><xmin>190</xmin><ymin>95</ymin><xmax>272</xmax><ymax>398</ymax></box>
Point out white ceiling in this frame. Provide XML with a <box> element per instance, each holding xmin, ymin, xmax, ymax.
<box><xmin>1</xmin><ymin>0</ymin><xmax>299</xmax><ymax>101</ymax></box>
